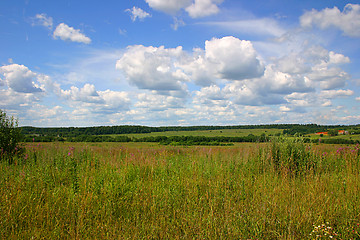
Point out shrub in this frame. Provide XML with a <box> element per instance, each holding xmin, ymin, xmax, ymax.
<box><xmin>0</xmin><ymin>109</ymin><xmax>23</xmax><ymax>164</ymax></box>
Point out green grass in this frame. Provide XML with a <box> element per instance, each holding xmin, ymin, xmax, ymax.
<box><xmin>1</xmin><ymin>141</ymin><xmax>359</xmax><ymax>239</ymax></box>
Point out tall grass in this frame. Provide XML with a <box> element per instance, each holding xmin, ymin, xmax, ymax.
<box><xmin>0</xmin><ymin>141</ymin><xmax>359</xmax><ymax>239</ymax></box>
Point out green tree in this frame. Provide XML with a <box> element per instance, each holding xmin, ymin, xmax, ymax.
<box><xmin>0</xmin><ymin>109</ymin><xmax>23</xmax><ymax>164</ymax></box>
<box><xmin>328</xmin><ymin>129</ymin><xmax>338</xmax><ymax>136</ymax></box>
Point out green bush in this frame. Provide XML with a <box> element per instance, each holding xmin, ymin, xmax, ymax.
<box><xmin>0</xmin><ymin>109</ymin><xmax>23</xmax><ymax>164</ymax></box>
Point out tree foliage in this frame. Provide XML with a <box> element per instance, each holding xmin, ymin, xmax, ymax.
<box><xmin>0</xmin><ymin>110</ymin><xmax>23</xmax><ymax>163</ymax></box>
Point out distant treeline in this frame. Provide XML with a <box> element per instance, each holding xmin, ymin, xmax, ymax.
<box><xmin>20</xmin><ymin>124</ymin><xmax>360</xmax><ymax>137</ymax></box>
<box><xmin>23</xmin><ymin>134</ymin><xmax>360</xmax><ymax>145</ymax></box>
<box><xmin>23</xmin><ymin>134</ymin><xmax>268</xmax><ymax>144</ymax></box>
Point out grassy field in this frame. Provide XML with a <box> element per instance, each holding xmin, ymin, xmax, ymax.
<box><xmin>1</xmin><ymin>141</ymin><xmax>359</xmax><ymax>239</ymax></box>
<box><xmin>105</xmin><ymin>128</ymin><xmax>360</xmax><ymax>142</ymax></box>
<box><xmin>307</xmin><ymin>133</ymin><xmax>360</xmax><ymax>142</ymax></box>
<box><xmin>105</xmin><ymin>128</ymin><xmax>283</xmax><ymax>138</ymax></box>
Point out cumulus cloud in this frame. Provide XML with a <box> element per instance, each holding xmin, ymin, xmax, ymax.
<box><xmin>31</xmin><ymin>13</ymin><xmax>53</xmax><ymax>29</ymax></box>
<box><xmin>224</xmin><ymin>81</ymin><xmax>286</xmax><ymax>106</ymax></box>
<box><xmin>195</xmin><ymin>85</ymin><xmax>224</xmax><ymax>101</ymax></box>
<box><xmin>273</xmin><ymin>46</ymin><xmax>351</xmax><ymax>90</ymax></box>
<box><xmin>98</xmin><ymin>90</ymin><xmax>131</xmax><ymax>111</ymax></box>
<box><xmin>61</xmin><ymin>84</ymin><xmax>131</xmax><ymax>113</ymax></box>
<box><xmin>145</xmin><ymin>0</ymin><xmax>191</xmax><ymax>14</ymax></box>
<box><xmin>300</xmin><ymin>3</ymin><xmax>360</xmax><ymax>37</ymax></box>
<box><xmin>61</xmin><ymin>84</ymin><xmax>103</xmax><ymax>103</ymax></box>
<box><xmin>116</xmin><ymin>45</ymin><xmax>189</xmax><ymax>92</ymax></box>
<box><xmin>185</xmin><ymin>39</ymin><xmax>352</xmax><ymax>110</ymax></box>
<box><xmin>145</xmin><ymin>0</ymin><xmax>223</xmax><ymax>18</ymax></box>
<box><xmin>260</xmin><ymin>65</ymin><xmax>313</xmax><ymax>94</ymax></box>
<box><xmin>185</xmin><ymin>0</ymin><xmax>223</xmax><ymax>18</ymax></box>
<box><xmin>0</xmin><ymin>64</ymin><xmax>43</xmax><ymax>93</ymax></box>
<box><xmin>204</xmin><ymin>36</ymin><xmax>264</xmax><ymax>80</ymax></box>
<box><xmin>135</xmin><ymin>93</ymin><xmax>185</xmax><ymax>111</ymax></box>
<box><xmin>53</xmin><ymin>23</ymin><xmax>91</xmax><ymax>44</ymax></box>
<box><xmin>0</xmin><ymin>89</ymin><xmax>40</xmax><ymax>109</ymax></box>
<box><xmin>179</xmin><ymin>36</ymin><xmax>265</xmax><ymax>85</ymax></box>
<box><xmin>126</xmin><ymin>6</ymin><xmax>151</xmax><ymax>21</ymax></box>
<box><xmin>116</xmin><ymin>36</ymin><xmax>264</xmax><ymax>90</ymax></box>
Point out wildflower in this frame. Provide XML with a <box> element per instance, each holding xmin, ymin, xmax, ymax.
<box><xmin>68</xmin><ymin>152</ymin><xmax>72</xmax><ymax>156</ymax></box>
<box><xmin>322</xmin><ymin>152</ymin><xmax>327</xmax><ymax>156</ymax></box>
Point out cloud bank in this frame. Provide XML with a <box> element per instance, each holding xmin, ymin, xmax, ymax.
<box><xmin>300</xmin><ymin>3</ymin><xmax>360</xmax><ymax>37</ymax></box>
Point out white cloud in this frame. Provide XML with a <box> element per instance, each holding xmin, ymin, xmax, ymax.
<box><xmin>126</xmin><ymin>6</ymin><xmax>151</xmax><ymax>21</ymax></box>
<box><xmin>180</xmin><ymin>36</ymin><xmax>265</xmax><ymax>84</ymax></box>
<box><xmin>300</xmin><ymin>3</ymin><xmax>360</xmax><ymax>37</ymax></box>
<box><xmin>135</xmin><ymin>93</ymin><xmax>185</xmax><ymax>111</ymax></box>
<box><xmin>60</xmin><ymin>84</ymin><xmax>131</xmax><ymax>113</ymax></box>
<box><xmin>285</xmin><ymin>92</ymin><xmax>317</xmax><ymax>108</ymax></box>
<box><xmin>279</xmin><ymin>106</ymin><xmax>291</xmax><ymax>112</ymax></box>
<box><xmin>53</xmin><ymin>23</ymin><xmax>91</xmax><ymax>44</ymax></box>
<box><xmin>0</xmin><ymin>89</ymin><xmax>40</xmax><ymax>109</ymax></box>
<box><xmin>195</xmin><ymin>85</ymin><xmax>224</xmax><ymax>101</ymax></box>
<box><xmin>116</xmin><ymin>37</ymin><xmax>264</xmax><ymax>90</ymax></box>
<box><xmin>261</xmin><ymin>65</ymin><xmax>313</xmax><ymax>94</ymax></box>
<box><xmin>204</xmin><ymin>36</ymin><xmax>265</xmax><ymax>80</ymax></box>
<box><xmin>145</xmin><ymin>0</ymin><xmax>223</xmax><ymax>18</ymax></box>
<box><xmin>31</xmin><ymin>13</ymin><xmax>53</xmax><ymax>29</ymax></box>
<box><xmin>0</xmin><ymin>64</ymin><xmax>43</xmax><ymax>93</ymax></box>
<box><xmin>97</xmin><ymin>90</ymin><xmax>131</xmax><ymax>112</ymax></box>
<box><xmin>186</xmin><ymin>40</ymin><xmax>352</xmax><ymax>109</ymax></box>
<box><xmin>274</xmin><ymin>45</ymin><xmax>351</xmax><ymax>90</ymax></box>
<box><xmin>223</xmin><ymin>81</ymin><xmax>286</xmax><ymax>106</ymax></box>
<box><xmin>185</xmin><ymin>0</ymin><xmax>223</xmax><ymax>18</ymax></box>
<box><xmin>329</xmin><ymin>51</ymin><xmax>351</xmax><ymax>64</ymax></box>
<box><xmin>61</xmin><ymin>84</ymin><xmax>103</xmax><ymax>103</ymax></box>
<box><xmin>202</xmin><ymin>18</ymin><xmax>286</xmax><ymax>37</ymax></box>
<box><xmin>116</xmin><ymin>45</ymin><xmax>188</xmax><ymax>92</ymax></box>
<box><xmin>178</xmin><ymin>48</ymin><xmax>216</xmax><ymax>86</ymax></box>
<box><xmin>320</xmin><ymin>89</ymin><xmax>354</xmax><ymax>99</ymax></box>
<box><xmin>27</xmin><ymin>105</ymin><xmax>64</xmax><ymax>120</ymax></box>
<box><xmin>145</xmin><ymin>0</ymin><xmax>191</xmax><ymax>15</ymax></box>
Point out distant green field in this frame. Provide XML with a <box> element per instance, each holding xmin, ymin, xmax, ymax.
<box><xmin>106</xmin><ymin>128</ymin><xmax>360</xmax><ymax>142</ymax></box>
<box><xmin>307</xmin><ymin>133</ymin><xmax>360</xmax><ymax>141</ymax></box>
<box><xmin>105</xmin><ymin>128</ymin><xmax>283</xmax><ymax>138</ymax></box>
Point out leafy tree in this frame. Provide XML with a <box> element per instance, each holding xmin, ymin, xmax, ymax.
<box><xmin>0</xmin><ymin>110</ymin><xmax>23</xmax><ymax>164</ymax></box>
<box><xmin>328</xmin><ymin>129</ymin><xmax>338</xmax><ymax>136</ymax></box>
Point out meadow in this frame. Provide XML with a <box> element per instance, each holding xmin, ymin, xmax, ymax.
<box><xmin>1</xmin><ymin>140</ymin><xmax>359</xmax><ymax>239</ymax></box>
<box><xmin>105</xmin><ymin>128</ymin><xmax>283</xmax><ymax>138</ymax></box>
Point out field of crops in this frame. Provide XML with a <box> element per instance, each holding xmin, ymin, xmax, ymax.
<box><xmin>1</xmin><ymin>140</ymin><xmax>359</xmax><ymax>239</ymax></box>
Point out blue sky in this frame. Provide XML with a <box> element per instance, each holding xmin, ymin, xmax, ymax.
<box><xmin>1</xmin><ymin>0</ymin><xmax>360</xmax><ymax>127</ymax></box>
